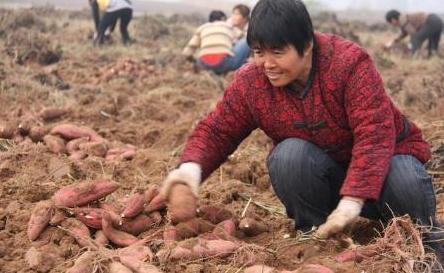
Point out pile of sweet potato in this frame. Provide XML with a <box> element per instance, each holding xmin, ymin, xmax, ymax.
<box><xmin>27</xmin><ymin>179</ymin><xmax>165</xmax><ymax>247</ymax></box>
<box><xmin>1</xmin><ymin>117</ymin><xmax>137</xmax><ymax>161</ymax></box>
<box><xmin>46</xmin><ymin>123</ymin><xmax>137</xmax><ymax>161</ymax></box>
<box><xmin>27</xmin><ymin>179</ymin><xmax>274</xmax><ymax>272</ymax></box>
<box><xmin>101</xmin><ymin>57</ymin><xmax>156</xmax><ymax>82</ymax></box>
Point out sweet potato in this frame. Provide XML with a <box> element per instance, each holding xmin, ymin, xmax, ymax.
<box><xmin>143</xmin><ymin>185</ymin><xmax>159</xmax><ymax>204</ymax></box>
<box><xmin>28</xmin><ymin>126</ymin><xmax>49</xmax><ymax>142</ymax></box>
<box><xmin>94</xmin><ymin>230</ymin><xmax>109</xmax><ymax>246</ymax></box>
<box><xmin>120</xmin><ymin>149</ymin><xmax>136</xmax><ymax>160</ymax></box>
<box><xmin>102</xmin><ymin>212</ymin><xmax>138</xmax><ymax>247</ymax></box>
<box><xmin>43</xmin><ymin>134</ymin><xmax>66</xmax><ymax>154</ymax></box>
<box><xmin>0</xmin><ymin>122</ymin><xmax>15</xmax><ymax>139</ymax></box>
<box><xmin>66</xmin><ymin>251</ymin><xmax>95</xmax><ymax>273</ymax></box>
<box><xmin>244</xmin><ymin>265</ymin><xmax>276</xmax><ymax>273</ymax></box>
<box><xmin>60</xmin><ymin>218</ymin><xmax>91</xmax><ymax>247</ymax></box>
<box><xmin>38</xmin><ymin>107</ymin><xmax>68</xmax><ymax>122</ymax></box>
<box><xmin>120</xmin><ymin>255</ymin><xmax>162</xmax><ymax>273</ymax></box>
<box><xmin>122</xmin><ymin>191</ymin><xmax>145</xmax><ymax>218</ymax></box>
<box><xmin>158</xmin><ymin>238</ymin><xmax>240</xmax><ymax>261</ymax></box>
<box><xmin>71</xmin><ymin>207</ymin><xmax>104</xmax><ymax>229</ymax></box>
<box><xmin>239</xmin><ymin>217</ymin><xmax>268</xmax><ymax>237</ymax></box>
<box><xmin>293</xmin><ymin>264</ymin><xmax>334</xmax><ymax>273</ymax></box>
<box><xmin>66</xmin><ymin>137</ymin><xmax>89</xmax><ymax>154</ymax></box>
<box><xmin>109</xmin><ymin>262</ymin><xmax>133</xmax><ymax>273</ymax></box>
<box><xmin>119</xmin><ymin>214</ymin><xmax>154</xmax><ymax>235</ymax></box>
<box><xmin>79</xmin><ymin>141</ymin><xmax>108</xmax><ymax>157</ymax></box>
<box><xmin>144</xmin><ymin>194</ymin><xmax>166</xmax><ymax>213</ymax></box>
<box><xmin>213</xmin><ymin>219</ymin><xmax>237</xmax><ymax>239</ymax></box>
<box><xmin>27</xmin><ymin>200</ymin><xmax>54</xmax><ymax>241</ymax></box>
<box><xmin>163</xmin><ymin>226</ymin><xmax>178</xmax><ymax>246</ymax></box>
<box><xmin>168</xmin><ymin>184</ymin><xmax>197</xmax><ymax>224</ymax></box>
<box><xmin>99</xmin><ymin>201</ymin><xmax>120</xmax><ymax>213</ymax></box>
<box><xmin>69</xmin><ymin>151</ymin><xmax>87</xmax><ymax>161</ymax></box>
<box><xmin>148</xmin><ymin>211</ymin><xmax>162</xmax><ymax>225</ymax></box>
<box><xmin>52</xmin><ymin>179</ymin><xmax>119</xmax><ymax>207</ymax></box>
<box><xmin>334</xmin><ymin>245</ymin><xmax>378</xmax><ymax>263</ymax></box>
<box><xmin>197</xmin><ymin>205</ymin><xmax>233</xmax><ymax>224</ymax></box>
<box><xmin>49</xmin><ymin>209</ymin><xmax>67</xmax><ymax>226</ymax></box>
<box><xmin>175</xmin><ymin>218</ymin><xmax>215</xmax><ymax>240</ymax></box>
<box><xmin>50</xmin><ymin>123</ymin><xmax>101</xmax><ymax>141</ymax></box>
<box><xmin>106</xmin><ymin>145</ymin><xmax>136</xmax><ymax>161</ymax></box>
<box><xmin>118</xmin><ymin>245</ymin><xmax>154</xmax><ymax>262</ymax></box>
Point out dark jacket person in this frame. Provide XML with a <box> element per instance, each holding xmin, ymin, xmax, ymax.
<box><xmin>386</xmin><ymin>10</ymin><xmax>443</xmax><ymax>57</ymax></box>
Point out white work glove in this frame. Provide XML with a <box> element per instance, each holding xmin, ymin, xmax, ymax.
<box><xmin>315</xmin><ymin>196</ymin><xmax>364</xmax><ymax>239</ymax></box>
<box><xmin>160</xmin><ymin>162</ymin><xmax>201</xmax><ymax>199</ymax></box>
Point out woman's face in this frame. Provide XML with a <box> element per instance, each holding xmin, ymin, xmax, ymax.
<box><xmin>253</xmin><ymin>43</ymin><xmax>312</xmax><ymax>87</ymax></box>
<box><xmin>231</xmin><ymin>9</ymin><xmax>248</xmax><ymax>28</ymax></box>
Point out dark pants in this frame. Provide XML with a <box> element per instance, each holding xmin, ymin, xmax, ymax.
<box><xmin>96</xmin><ymin>8</ymin><xmax>132</xmax><ymax>45</ymax></box>
<box><xmin>90</xmin><ymin>0</ymin><xmax>100</xmax><ymax>32</ymax></box>
<box><xmin>411</xmin><ymin>14</ymin><xmax>443</xmax><ymax>56</ymax></box>
<box><xmin>267</xmin><ymin>138</ymin><xmax>443</xmax><ymax>251</ymax></box>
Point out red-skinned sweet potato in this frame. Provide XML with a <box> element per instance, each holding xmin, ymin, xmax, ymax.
<box><xmin>121</xmin><ymin>191</ymin><xmax>145</xmax><ymax>218</ymax></box>
<box><xmin>60</xmin><ymin>218</ymin><xmax>91</xmax><ymax>247</ymax></box>
<box><xmin>119</xmin><ymin>255</ymin><xmax>162</xmax><ymax>273</ymax></box>
<box><xmin>212</xmin><ymin>219</ymin><xmax>237</xmax><ymax>239</ymax></box>
<box><xmin>118</xmin><ymin>245</ymin><xmax>154</xmax><ymax>262</ymax></box>
<box><xmin>28</xmin><ymin>126</ymin><xmax>49</xmax><ymax>142</ymax></box>
<box><xmin>49</xmin><ymin>209</ymin><xmax>67</xmax><ymax>226</ymax></box>
<box><xmin>144</xmin><ymin>194</ymin><xmax>166</xmax><ymax>213</ymax></box>
<box><xmin>158</xmin><ymin>238</ymin><xmax>240</xmax><ymax>261</ymax></box>
<box><xmin>239</xmin><ymin>217</ymin><xmax>268</xmax><ymax>237</ymax></box>
<box><xmin>143</xmin><ymin>185</ymin><xmax>159</xmax><ymax>204</ymax></box>
<box><xmin>94</xmin><ymin>230</ymin><xmax>109</xmax><ymax>246</ymax></box>
<box><xmin>38</xmin><ymin>107</ymin><xmax>68</xmax><ymax>122</ymax></box>
<box><xmin>148</xmin><ymin>211</ymin><xmax>162</xmax><ymax>225</ymax></box>
<box><xmin>43</xmin><ymin>134</ymin><xmax>66</xmax><ymax>154</ymax></box>
<box><xmin>79</xmin><ymin>141</ymin><xmax>108</xmax><ymax>157</ymax></box>
<box><xmin>163</xmin><ymin>226</ymin><xmax>178</xmax><ymax>246</ymax></box>
<box><xmin>52</xmin><ymin>179</ymin><xmax>119</xmax><ymax>207</ymax></box>
<box><xmin>109</xmin><ymin>262</ymin><xmax>132</xmax><ymax>273</ymax></box>
<box><xmin>50</xmin><ymin>123</ymin><xmax>102</xmax><ymax>141</ymax></box>
<box><xmin>118</xmin><ymin>214</ymin><xmax>154</xmax><ymax>235</ymax></box>
<box><xmin>66</xmin><ymin>251</ymin><xmax>95</xmax><ymax>273</ymax></box>
<box><xmin>102</xmin><ymin>212</ymin><xmax>138</xmax><ymax>247</ymax></box>
<box><xmin>27</xmin><ymin>200</ymin><xmax>54</xmax><ymax>241</ymax></box>
<box><xmin>168</xmin><ymin>184</ymin><xmax>197</xmax><ymax>224</ymax></box>
<box><xmin>66</xmin><ymin>137</ymin><xmax>89</xmax><ymax>154</ymax></box>
<box><xmin>175</xmin><ymin>218</ymin><xmax>215</xmax><ymax>240</ymax></box>
<box><xmin>71</xmin><ymin>207</ymin><xmax>104</xmax><ymax>229</ymax></box>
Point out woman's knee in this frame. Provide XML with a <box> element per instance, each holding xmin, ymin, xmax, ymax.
<box><xmin>267</xmin><ymin>138</ymin><xmax>313</xmax><ymax>170</ymax></box>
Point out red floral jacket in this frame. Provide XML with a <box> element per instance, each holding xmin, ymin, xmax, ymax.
<box><xmin>180</xmin><ymin>32</ymin><xmax>431</xmax><ymax>200</ymax></box>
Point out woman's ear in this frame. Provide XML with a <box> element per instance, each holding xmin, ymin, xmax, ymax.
<box><xmin>304</xmin><ymin>41</ymin><xmax>313</xmax><ymax>56</ymax></box>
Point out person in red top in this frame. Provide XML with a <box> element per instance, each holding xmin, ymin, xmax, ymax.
<box><xmin>161</xmin><ymin>0</ymin><xmax>443</xmax><ymax>260</ymax></box>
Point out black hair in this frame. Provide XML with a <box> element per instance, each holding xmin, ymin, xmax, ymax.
<box><xmin>209</xmin><ymin>10</ymin><xmax>227</xmax><ymax>22</ymax></box>
<box><xmin>386</xmin><ymin>10</ymin><xmax>401</xmax><ymax>23</ymax></box>
<box><xmin>247</xmin><ymin>0</ymin><xmax>313</xmax><ymax>56</ymax></box>
<box><xmin>233</xmin><ymin>4</ymin><xmax>250</xmax><ymax>21</ymax></box>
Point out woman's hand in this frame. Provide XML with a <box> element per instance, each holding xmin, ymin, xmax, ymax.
<box><xmin>315</xmin><ymin>196</ymin><xmax>364</xmax><ymax>239</ymax></box>
<box><xmin>160</xmin><ymin>162</ymin><xmax>201</xmax><ymax>223</ymax></box>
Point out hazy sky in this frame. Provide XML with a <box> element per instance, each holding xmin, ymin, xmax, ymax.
<box><xmin>1</xmin><ymin>0</ymin><xmax>443</xmax><ymax>13</ymax></box>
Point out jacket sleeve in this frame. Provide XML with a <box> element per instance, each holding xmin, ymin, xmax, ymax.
<box><xmin>179</xmin><ymin>72</ymin><xmax>257</xmax><ymax>180</ymax></box>
<box><xmin>182</xmin><ymin>27</ymin><xmax>202</xmax><ymax>57</ymax></box>
<box><xmin>340</xmin><ymin>53</ymin><xmax>396</xmax><ymax>200</ymax></box>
